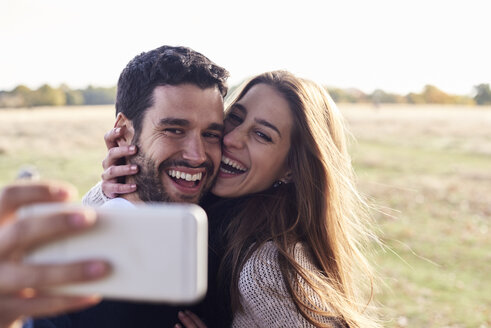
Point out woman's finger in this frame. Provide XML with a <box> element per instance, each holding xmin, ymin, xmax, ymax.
<box><xmin>101</xmin><ymin>164</ymin><xmax>138</xmax><ymax>182</ymax></box>
<box><xmin>0</xmin><ymin>210</ymin><xmax>96</xmax><ymax>257</ymax></box>
<box><xmin>104</xmin><ymin>127</ymin><xmax>123</xmax><ymax>149</ymax></box>
<box><xmin>178</xmin><ymin>311</ymin><xmax>197</xmax><ymax>328</ymax></box>
<box><xmin>101</xmin><ymin>145</ymin><xmax>137</xmax><ymax>170</ymax></box>
<box><xmin>101</xmin><ymin>181</ymin><xmax>137</xmax><ymax>199</ymax></box>
<box><xmin>177</xmin><ymin>311</ymin><xmax>207</xmax><ymax>328</ymax></box>
<box><xmin>184</xmin><ymin>310</ymin><xmax>208</xmax><ymax>328</ymax></box>
<box><xmin>0</xmin><ymin>260</ymin><xmax>110</xmax><ymax>294</ymax></box>
<box><xmin>0</xmin><ymin>182</ymin><xmax>76</xmax><ymax>225</ymax></box>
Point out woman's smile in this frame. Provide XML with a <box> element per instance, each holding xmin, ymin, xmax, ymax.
<box><xmin>218</xmin><ymin>154</ymin><xmax>248</xmax><ymax>177</ymax></box>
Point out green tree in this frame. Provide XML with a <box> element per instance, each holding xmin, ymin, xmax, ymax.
<box><xmin>371</xmin><ymin>89</ymin><xmax>406</xmax><ymax>104</ymax></box>
<box><xmin>327</xmin><ymin>87</ymin><xmax>368</xmax><ymax>103</ymax></box>
<box><xmin>82</xmin><ymin>86</ymin><xmax>116</xmax><ymax>105</ymax></box>
<box><xmin>451</xmin><ymin>95</ymin><xmax>475</xmax><ymax>105</ymax></box>
<box><xmin>326</xmin><ymin>87</ymin><xmax>345</xmax><ymax>102</ymax></box>
<box><xmin>60</xmin><ymin>84</ymin><xmax>84</xmax><ymax>105</ymax></box>
<box><xmin>474</xmin><ymin>84</ymin><xmax>491</xmax><ymax>105</ymax></box>
<box><xmin>12</xmin><ymin>85</ymin><xmax>34</xmax><ymax>107</ymax></box>
<box><xmin>65</xmin><ymin>90</ymin><xmax>84</xmax><ymax>105</ymax></box>
<box><xmin>422</xmin><ymin>85</ymin><xmax>452</xmax><ymax>104</ymax></box>
<box><xmin>32</xmin><ymin>84</ymin><xmax>66</xmax><ymax>106</ymax></box>
<box><xmin>406</xmin><ymin>92</ymin><xmax>425</xmax><ymax>104</ymax></box>
<box><xmin>13</xmin><ymin>84</ymin><xmax>32</xmax><ymax>95</ymax></box>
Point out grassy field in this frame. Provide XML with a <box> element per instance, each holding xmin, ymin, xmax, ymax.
<box><xmin>0</xmin><ymin>106</ymin><xmax>115</xmax><ymax>194</ymax></box>
<box><xmin>1</xmin><ymin>104</ymin><xmax>490</xmax><ymax>327</ymax></box>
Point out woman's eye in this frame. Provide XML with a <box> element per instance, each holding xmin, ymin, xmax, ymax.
<box><xmin>226</xmin><ymin>113</ymin><xmax>243</xmax><ymax>125</ymax></box>
<box><xmin>255</xmin><ymin>131</ymin><xmax>272</xmax><ymax>142</ymax></box>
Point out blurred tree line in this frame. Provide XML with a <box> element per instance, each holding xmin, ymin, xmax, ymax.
<box><xmin>327</xmin><ymin>84</ymin><xmax>491</xmax><ymax>106</ymax></box>
<box><xmin>0</xmin><ymin>84</ymin><xmax>116</xmax><ymax>108</ymax></box>
<box><xmin>1</xmin><ymin>83</ymin><xmax>490</xmax><ymax>108</ymax></box>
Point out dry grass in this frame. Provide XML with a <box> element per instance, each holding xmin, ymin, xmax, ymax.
<box><xmin>342</xmin><ymin>104</ymin><xmax>491</xmax><ymax>155</ymax></box>
<box><xmin>0</xmin><ymin>105</ymin><xmax>115</xmax><ymax>193</ymax></box>
<box><xmin>339</xmin><ymin>104</ymin><xmax>491</xmax><ymax>328</ymax></box>
<box><xmin>0</xmin><ymin>104</ymin><xmax>490</xmax><ymax>327</ymax></box>
<box><xmin>0</xmin><ymin>105</ymin><xmax>114</xmax><ymax>155</ymax></box>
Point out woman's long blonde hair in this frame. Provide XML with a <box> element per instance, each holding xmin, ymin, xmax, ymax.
<box><xmin>219</xmin><ymin>71</ymin><xmax>380</xmax><ymax>327</ymax></box>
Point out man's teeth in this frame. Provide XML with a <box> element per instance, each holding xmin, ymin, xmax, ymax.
<box><xmin>167</xmin><ymin>170</ymin><xmax>202</xmax><ymax>181</ymax></box>
<box><xmin>221</xmin><ymin>156</ymin><xmax>246</xmax><ymax>171</ymax></box>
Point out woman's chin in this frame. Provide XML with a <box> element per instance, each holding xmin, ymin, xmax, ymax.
<box><xmin>211</xmin><ymin>179</ymin><xmax>245</xmax><ymax>198</ymax></box>
<box><xmin>211</xmin><ymin>185</ymin><xmax>235</xmax><ymax>198</ymax></box>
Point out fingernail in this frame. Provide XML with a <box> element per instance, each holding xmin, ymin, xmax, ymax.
<box><xmin>69</xmin><ymin>213</ymin><xmax>87</xmax><ymax>228</ymax></box>
<box><xmin>50</xmin><ymin>186</ymin><xmax>68</xmax><ymax>199</ymax></box>
<box><xmin>129</xmin><ymin>145</ymin><xmax>136</xmax><ymax>152</ymax></box>
<box><xmin>69</xmin><ymin>210</ymin><xmax>96</xmax><ymax>228</ymax></box>
<box><xmin>130</xmin><ymin>165</ymin><xmax>137</xmax><ymax>171</ymax></box>
<box><xmin>19</xmin><ymin>287</ymin><xmax>37</xmax><ymax>299</ymax></box>
<box><xmin>130</xmin><ymin>184</ymin><xmax>137</xmax><ymax>189</ymax></box>
<box><xmin>178</xmin><ymin>311</ymin><xmax>184</xmax><ymax>317</ymax></box>
<box><xmin>86</xmin><ymin>261</ymin><xmax>108</xmax><ymax>277</ymax></box>
<box><xmin>83</xmin><ymin>295</ymin><xmax>102</xmax><ymax>304</ymax></box>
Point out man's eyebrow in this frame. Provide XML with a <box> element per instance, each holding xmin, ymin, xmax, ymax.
<box><xmin>158</xmin><ymin>118</ymin><xmax>189</xmax><ymax>126</ymax></box>
<box><xmin>158</xmin><ymin>117</ymin><xmax>223</xmax><ymax>133</ymax></box>
<box><xmin>208</xmin><ymin>122</ymin><xmax>224</xmax><ymax>133</ymax></box>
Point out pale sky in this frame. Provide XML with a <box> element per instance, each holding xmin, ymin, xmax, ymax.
<box><xmin>1</xmin><ymin>0</ymin><xmax>490</xmax><ymax>95</ymax></box>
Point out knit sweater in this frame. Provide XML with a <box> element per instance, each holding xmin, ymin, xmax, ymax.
<box><xmin>81</xmin><ymin>181</ymin><xmax>110</xmax><ymax>206</ymax></box>
<box><xmin>233</xmin><ymin>241</ymin><xmax>344</xmax><ymax>328</ymax></box>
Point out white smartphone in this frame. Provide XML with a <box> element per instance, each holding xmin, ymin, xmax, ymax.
<box><xmin>17</xmin><ymin>202</ymin><xmax>208</xmax><ymax>304</ymax></box>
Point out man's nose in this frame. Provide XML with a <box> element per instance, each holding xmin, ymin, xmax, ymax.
<box><xmin>182</xmin><ymin>136</ymin><xmax>207</xmax><ymax>165</ymax></box>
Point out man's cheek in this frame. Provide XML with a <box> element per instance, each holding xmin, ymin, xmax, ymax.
<box><xmin>211</xmin><ymin>147</ymin><xmax>222</xmax><ymax>169</ymax></box>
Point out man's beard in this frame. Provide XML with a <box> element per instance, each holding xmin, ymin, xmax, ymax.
<box><xmin>128</xmin><ymin>146</ymin><xmax>216</xmax><ymax>203</ymax></box>
<box><xmin>128</xmin><ymin>150</ymin><xmax>170</xmax><ymax>203</ymax></box>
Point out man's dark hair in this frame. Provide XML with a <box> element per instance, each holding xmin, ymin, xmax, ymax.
<box><xmin>116</xmin><ymin>45</ymin><xmax>229</xmax><ymax>137</ymax></box>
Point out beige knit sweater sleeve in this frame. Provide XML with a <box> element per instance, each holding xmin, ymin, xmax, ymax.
<box><xmin>232</xmin><ymin>242</ymin><xmax>343</xmax><ymax>328</ymax></box>
<box><xmin>81</xmin><ymin>181</ymin><xmax>111</xmax><ymax>206</ymax></box>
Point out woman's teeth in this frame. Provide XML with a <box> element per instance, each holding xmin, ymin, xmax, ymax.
<box><xmin>221</xmin><ymin>156</ymin><xmax>246</xmax><ymax>172</ymax></box>
<box><xmin>167</xmin><ymin>170</ymin><xmax>202</xmax><ymax>181</ymax></box>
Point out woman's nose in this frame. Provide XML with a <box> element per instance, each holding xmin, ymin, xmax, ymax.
<box><xmin>222</xmin><ymin>125</ymin><xmax>246</xmax><ymax>150</ymax></box>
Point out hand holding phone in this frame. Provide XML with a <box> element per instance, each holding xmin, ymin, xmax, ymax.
<box><xmin>0</xmin><ymin>182</ymin><xmax>107</xmax><ymax>327</ymax></box>
<box><xmin>18</xmin><ymin>202</ymin><xmax>208</xmax><ymax>304</ymax></box>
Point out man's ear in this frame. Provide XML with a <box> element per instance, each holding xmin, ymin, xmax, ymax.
<box><xmin>114</xmin><ymin>113</ymin><xmax>135</xmax><ymax>146</ymax></box>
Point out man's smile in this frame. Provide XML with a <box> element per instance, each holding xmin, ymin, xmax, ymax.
<box><xmin>167</xmin><ymin>169</ymin><xmax>204</xmax><ymax>189</ymax></box>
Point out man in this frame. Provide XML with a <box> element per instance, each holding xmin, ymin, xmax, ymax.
<box><xmin>0</xmin><ymin>45</ymin><xmax>229</xmax><ymax>327</ymax></box>
<box><xmin>101</xmin><ymin>45</ymin><xmax>227</xmax><ymax>207</ymax></box>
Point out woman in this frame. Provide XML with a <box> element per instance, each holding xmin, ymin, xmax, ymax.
<box><xmin>85</xmin><ymin>71</ymin><xmax>380</xmax><ymax>327</ymax></box>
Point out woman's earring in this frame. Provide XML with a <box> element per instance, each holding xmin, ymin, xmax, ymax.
<box><xmin>273</xmin><ymin>180</ymin><xmax>283</xmax><ymax>188</ymax></box>
<box><xmin>274</xmin><ymin>172</ymin><xmax>292</xmax><ymax>188</ymax></box>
